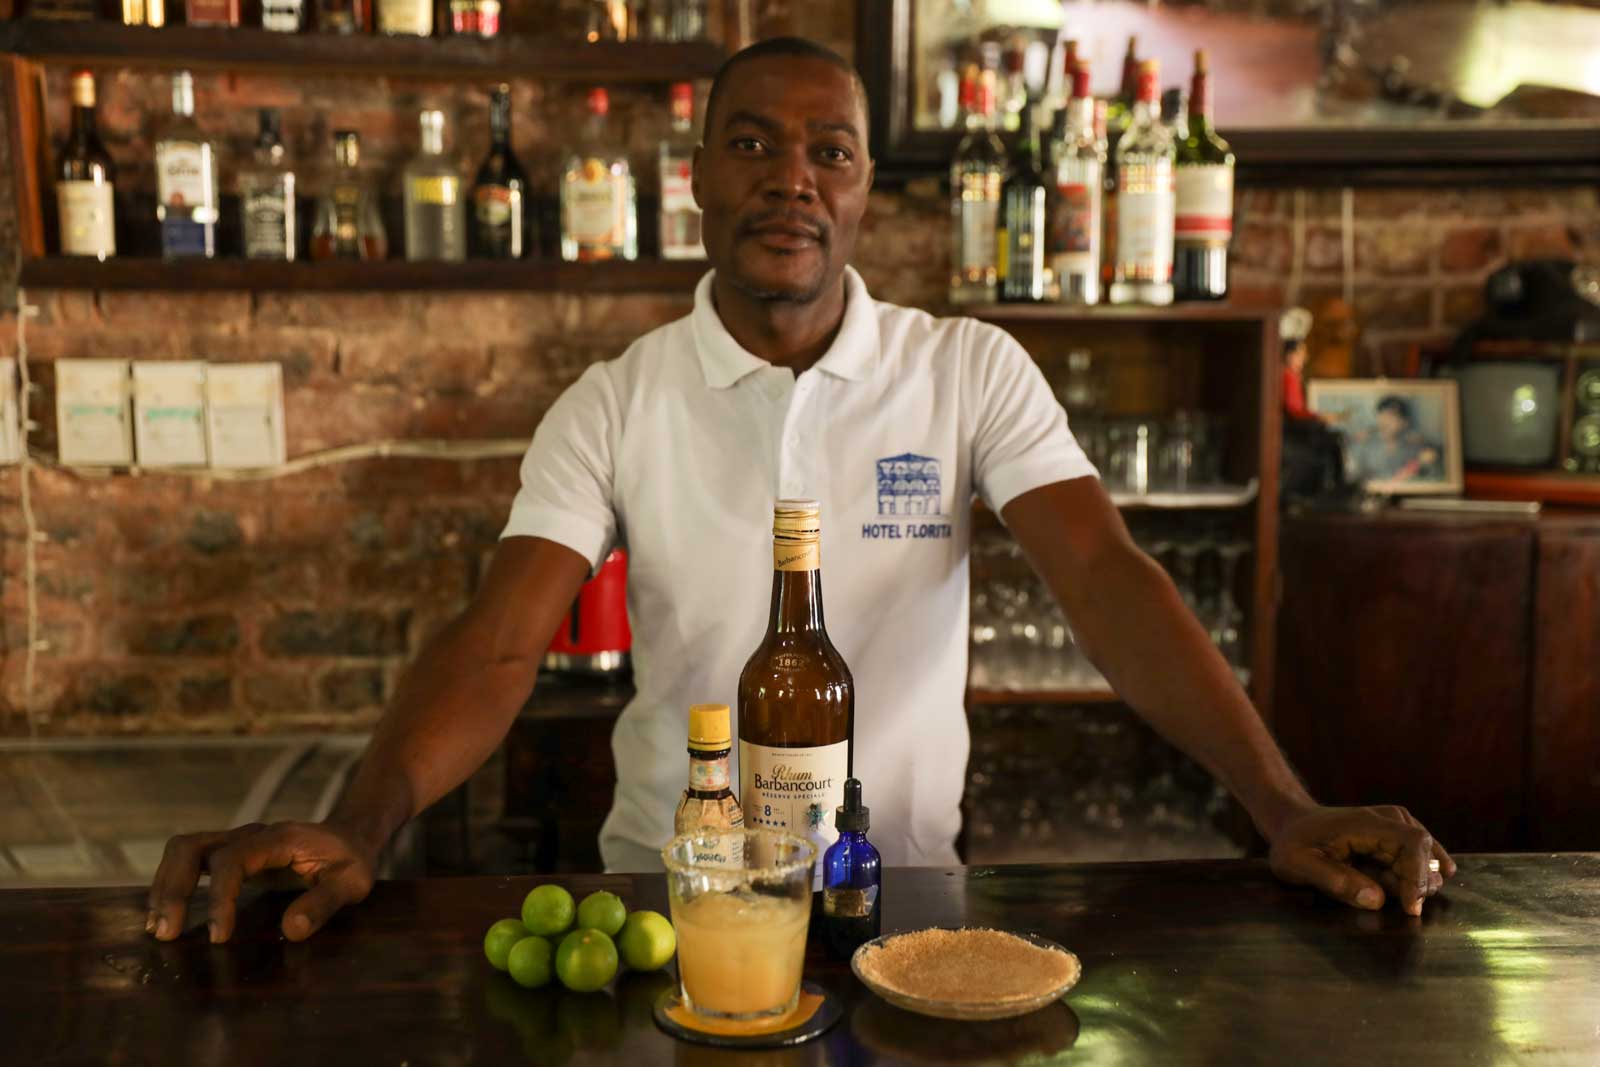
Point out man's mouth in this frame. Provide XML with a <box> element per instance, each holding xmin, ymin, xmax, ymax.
<box><xmin>741</xmin><ymin>216</ymin><xmax>826</xmax><ymax>251</ymax></box>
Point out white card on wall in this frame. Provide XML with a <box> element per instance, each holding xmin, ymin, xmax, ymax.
<box><xmin>206</xmin><ymin>362</ymin><xmax>286</xmax><ymax>469</ymax></box>
<box><xmin>56</xmin><ymin>359</ymin><xmax>133</xmax><ymax>467</ymax></box>
<box><xmin>133</xmin><ymin>361</ymin><xmax>209</xmax><ymax>468</ymax></box>
<box><xmin>0</xmin><ymin>362</ymin><xmax>20</xmax><ymax>465</ymax></box>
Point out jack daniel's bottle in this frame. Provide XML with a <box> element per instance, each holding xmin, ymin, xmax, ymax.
<box><xmin>738</xmin><ymin>501</ymin><xmax>854</xmax><ymax>872</ymax></box>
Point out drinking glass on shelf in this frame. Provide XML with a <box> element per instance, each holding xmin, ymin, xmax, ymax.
<box><xmin>662</xmin><ymin>829</ymin><xmax>816</xmax><ymax>1022</ymax></box>
<box><xmin>1215</xmin><ymin>541</ymin><xmax>1251</xmax><ymax>673</ymax></box>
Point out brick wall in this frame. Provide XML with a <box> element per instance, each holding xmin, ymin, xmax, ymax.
<box><xmin>2</xmin><ymin>4</ymin><xmax>1598</xmax><ymax>736</ymax></box>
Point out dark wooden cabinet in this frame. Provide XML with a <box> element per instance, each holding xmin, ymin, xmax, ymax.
<box><xmin>1275</xmin><ymin>510</ymin><xmax>1600</xmax><ymax>851</ymax></box>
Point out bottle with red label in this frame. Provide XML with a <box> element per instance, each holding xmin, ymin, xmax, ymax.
<box><xmin>1173</xmin><ymin>49</ymin><xmax>1236</xmax><ymax>301</ymax></box>
<box><xmin>1047</xmin><ymin>57</ymin><xmax>1102</xmax><ymax>304</ymax></box>
<box><xmin>659</xmin><ymin>82</ymin><xmax>704</xmax><ymax>260</ymax></box>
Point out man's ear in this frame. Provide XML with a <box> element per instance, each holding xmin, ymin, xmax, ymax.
<box><xmin>691</xmin><ymin>144</ymin><xmax>703</xmax><ymax>211</ymax></box>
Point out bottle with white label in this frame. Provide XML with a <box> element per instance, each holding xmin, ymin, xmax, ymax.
<box><xmin>155</xmin><ymin>71</ymin><xmax>219</xmax><ymax>260</ymax></box>
<box><xmin>1048</xmin><ymin>59</ymin><xmax>1102</xmax><ymax>304</ymax></box>
<box><xmin>1174</xmin><ymin>49</ymin><xmax>1235</xmax><ymax>302</ymax></box>
<box><xmin>658</xmin><ymin>81</ymin><xmax>704</xmax><ymax>260</ymax></box>
<box><xmin>1109</xmin><ymin>58</ymin><xmax>1175</xmax><ymax>306</ymax></box>
<box><xmin>738</xmin><ymin>500</ymin><xmax>854</xmax><ymax>882</ymax></box>
<box><xmin>56</xmin><ymin>69</ymin><xmax>116</xmax><ymax>261</ymax></box>
<box><xmin>673</xmin><ymin>703</ymin><xmax>745</xmax><ymax>865</ymax></box>
<box><xmin>561</xmin><ymin>88</ymin><xmax>637</xmax><ymax>262</ymax></box>
<box><xmin>239</xmin><ymin>109</ymin><xmax>296</xmax><ymax>261</ymax></box>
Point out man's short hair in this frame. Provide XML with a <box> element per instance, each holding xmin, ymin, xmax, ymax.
<box><xmin>703</xmin><ymin>36</ymin><xmax>869</xmax><ymax>150</ymax></box>
<box><xmin>1376</xmin><ymin>395</ymin><xmax>1414</xmax><ymax>423</ymax></box>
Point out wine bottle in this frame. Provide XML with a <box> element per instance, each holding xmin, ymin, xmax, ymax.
<box><xmin>1174</xmin><ymin>49</ymin><xmax>1236</xmax><ymax>302</ymax></box>
<box><xmin>1048</xmin><ymin>60</ymin><xmax>1103</xmax><ymax>304</ymax></box>
<box><xmin>997</xmin><ymin>103</ymin><xmax>1047</xmax><ymax>303</ymax></box>
<box><xmin>738</xmin><ymin>500</ymin><xmax>854</xmax><ymax>874</ymax></box>
<box><xmin>56</xmin><ymin>70</ymin><xmax>116</xmax><ymax>261</ymax></box>
<box><xmin>1109</xmin><ymin>59</ymin><xmax>1176</xmax><ymax>306</ymax></box>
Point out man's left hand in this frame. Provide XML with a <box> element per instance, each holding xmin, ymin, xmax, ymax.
<box><xmin>1268</xmin><ymin>805</ymin><xmax>1456</xmax><ymax>916</ymax></box>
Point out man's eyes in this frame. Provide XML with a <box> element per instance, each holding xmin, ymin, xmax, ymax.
<box><xmin>819</xmin><ymin>146</ymin><xmax>853</xmax><ymax>165</ymax></box>
<box><xmin>730</xmin><ymin>136</ymin><xmax>766</xmax><ymax>153</ymax></box>
<box><xmin>726</xmin><ymin>138</ymin><xmax>854</xmax><ymax>165</ymax></box>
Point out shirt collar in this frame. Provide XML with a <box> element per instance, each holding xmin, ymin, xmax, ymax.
<box><xmin>691</xmin><ymin>266</ymin><xmax>881</xmax><ymax>389</ymax></box>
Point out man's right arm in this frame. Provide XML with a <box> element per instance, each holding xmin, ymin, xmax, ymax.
<box><xmin>147</xmin><ymin>535</ymin><xmax>591</xmax><ymax>944</ymax></box>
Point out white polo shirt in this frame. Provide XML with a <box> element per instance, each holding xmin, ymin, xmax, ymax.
<box><xmin>501</xmin><ymin>266</ymin><xmax>1096</xmax><ymax>871</ymax></box>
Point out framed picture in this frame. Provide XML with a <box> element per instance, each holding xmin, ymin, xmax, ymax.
<box><xmin>857</xmin><ymin>0</ymin><xmax>1600</xmax><ymax>184</ymax></box>
<box><xmin>1307</xmin><ymin>379</ymin><xmax>1464</xmax><ymax>496</ymax></box>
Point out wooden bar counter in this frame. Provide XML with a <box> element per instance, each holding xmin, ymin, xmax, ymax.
<box><xmin>5</xmin><ymin>854</ymin><xmax>1596</xmax><ymax>1064</ymax></box>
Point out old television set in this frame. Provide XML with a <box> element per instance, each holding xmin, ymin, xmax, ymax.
<box><xmin>1421</xmin><ymin>260</ymin><xmax>1600</xmax><ymax>505</ymax></box>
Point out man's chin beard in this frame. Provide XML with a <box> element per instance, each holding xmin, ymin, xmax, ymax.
<box><xmin>724</xmin><ymin>264</ymin><xmax>832</xmax><ymax>305</ymax></box>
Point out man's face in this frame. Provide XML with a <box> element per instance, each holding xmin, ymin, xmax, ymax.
<box><xmin>693</xmin><ymin>56</ymin><xmax>874</xmax><ymax>304</ymax></box>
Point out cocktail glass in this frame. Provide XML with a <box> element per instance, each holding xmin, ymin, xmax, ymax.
<box><xmin>661</xmin><ymin>829</ymin><xmax>816</xmax><ymax>1022</ymax></box>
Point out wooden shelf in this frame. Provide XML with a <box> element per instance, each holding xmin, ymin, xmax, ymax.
<box><xmin>17</xmin><ymin>256</ymin><xmax>708</xmax><ymax>292</ymax></box>
<box><xmin>966</xmin><ymin>687</ymin><xmax>1121</xmax><ymax>706</ymax></box>
<box><xmin>964</xmin><ymin>302</ymin><xmax>1275</xmax><ymax>325</ymax></box>
<box><xmin>971</xmin><ymin>481</ymin><xmax>1259</xmax><ymax>519</ymax></box>
<box><xmin>0</xmin><ymin>21</ymin><xmax>726</xmax><ymax>82</ymax></box>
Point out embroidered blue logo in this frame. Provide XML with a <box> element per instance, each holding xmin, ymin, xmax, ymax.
<box><xmin>876</xmin><ymin>453</ymin><xmax>943</xmax><ymax>516</ymax></box>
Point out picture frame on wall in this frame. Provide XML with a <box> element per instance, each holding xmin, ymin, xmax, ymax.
<box><xmin>1308</xmin><ymin>378</ymin><xmax>1465</xmax><ymax>496</ymax></box>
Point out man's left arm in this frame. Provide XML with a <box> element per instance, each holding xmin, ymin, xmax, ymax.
<box><xmin>1001</xmin><ymin>477</ymin><xmax>1455</xmax><ymax>915</ymax></box>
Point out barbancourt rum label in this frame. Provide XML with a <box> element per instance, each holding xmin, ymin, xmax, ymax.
<box><xmin>740</xmin><ymin>742</ymin><xmax>849</xmax><ymax>857</ymax></box>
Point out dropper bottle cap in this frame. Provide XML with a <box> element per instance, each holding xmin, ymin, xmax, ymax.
<box><xmin>836</xmin><ymin>778</ymin><xmax>870</xmax><ymax>833</ymax></box>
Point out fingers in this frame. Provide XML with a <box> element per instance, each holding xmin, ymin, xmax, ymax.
<box><xmin>1378</xmin><ymin>820</ymin><xmax>1434</xmax><ymax>918</ymax></box>
<box><xmin>280</xmin><ymin>865</ymin><xmax>372</xmax><ymax>943</ymax></box>
<box><xmin>147</xmin><ymin>830</ymin><xmax>235</xmax><ymax>942</ymax></box>
<box><xmin>205</xmin><ymin>825</ymin><xmax>305</xmax><ymax>943</ymax></box>
<box><xmin>1272</xmin><ymin>847</ymin><xmax>1386</xmax><ymax>911</ymax></box>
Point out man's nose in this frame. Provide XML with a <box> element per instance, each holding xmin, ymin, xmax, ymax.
<box><xmin>760</xmin><ymin>145</ymin><xmax>818</xmax><ymax>204</ymax></box>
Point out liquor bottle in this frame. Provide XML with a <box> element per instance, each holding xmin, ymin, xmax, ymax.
<box><xmin>668</xmin><ymin>0</ymin><xmax>707</xmax><ymax>40</ymax></box>
<box><xmin>658</xmin><ymin>81</ymin><xmax>704</xmax><ymax>260</ymax></box>
<box><xmin>821</xmin><ymin>778</ymin><xmax>881</xmax><ymax>960</ymax></box>
<box><xmin>121</xmin><ymin>0</ymin><xmax>166</xmax><ymax>26</ymax></box>
<box><xmin>587</xmin><ymin>0</ymin><xmax>632</xmax><ymax>41</ymax></box>
<box><xmin>1174</xmin><ymin>50</ymin><xmax>1236</xmax><ymax>302</ymax></box>
<box><xmin>55</xmin><ymin>70</ymin><xmax>116</xmax><ymax>262</ymax></box>
<box><xmin>472</xmin><ymin>86</ymin><xmax>527</xmax><ymax>260</ymax></box>
<box><xmin>263</xmin><ymin>0</ymin><xmax>306</xmax><ymax>31</ymax></box>
<box><xmin>738</xmin><ymin>500</ymin><xmax>854</xmax><ymax>878</ymax></box>
<box><xmin>403</xmin><ymin>111</ymin><xmax>466</xmax><ymax>263</ymax></box>
<box><xmin>449</xmin><ymin>0</ymin><xmax>500</xmax><ymax>36</ymax></box>
<box><xmin>1109</xmin><ymin>59</ymin><xmax>1176</xmax><ymax>306</ymax></box>
<box><xmin>186</xmin><ymin>0</ymin><xmax>240</xmax><ymax>26</ymax></box>
<box><xmin>376</xmin><ymin>0</ymin><xmax>430</xmax><ymax>35</ymax></box>
<box><xmin>1101</xmin><ymin>35</ymin><xmax>1139</xmax><ymax>293</ymax></box>
<box><xmin>154</xmin><ymin>72</ymin><xmax>220</xmax><ymax>260</ymax></box>
<box><xmin>314</xmin><ymin>0</ymin><xmax>368</xmax><ymax>32</ymax></box>
<box><xmin>1162</xmin><ymin>87</ymin><xmax>1189</xmax><ymax>141</ymax></box>
<box><xmin>311</xmin><ymin>131</ymin><xmax>388</xmax><ymax>260</ymax></box>
<box><xmin>29</xmin><ymin>0</ymin><xmax>98</xmax><ymax>19</ymax></box>
<box><xmin>997</xmin><ymin>103</ymin><xmax>1047</xmax><ymax>303</ymax></box>
<box><xmin>673</xmin><ymin>703</ymin><xmax>746</xmax><ymax>864</ymax></box>
<box><xmin>999</xmin><ymin>35</ymin><xmax>1028</xmax><ymax>133</ymax></box>
<box><xmin>239</xmin><ymin>109</ymin><xmax>296</xmax><ymax>261</ymax></box>
<box><xmin>1049</xmin><ymin>61</ymin><xmax>1103</xmax><ymax>305</ymax></box>
<box><xmin>561</xmin><ymin>89</ymin><xmax>638</xmax><ymax>262</ymax></box>
<box><xmin>948</xmin><ymin>66</ymin><xmax>1005</xmax><ymax>305</ymax></box>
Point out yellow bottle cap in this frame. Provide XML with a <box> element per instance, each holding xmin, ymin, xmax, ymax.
<box><xmin>688</xmin><ymin>703</ymin><xmax>731</xmax><ymax>750</ymax></box>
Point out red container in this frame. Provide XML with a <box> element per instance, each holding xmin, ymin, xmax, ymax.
<box><xmin>544</xmin><ymin>547</ymin><xmax>631</xmax><ymax>675</ymax></box>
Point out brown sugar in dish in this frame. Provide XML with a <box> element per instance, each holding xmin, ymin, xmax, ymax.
<box><xmin>855</xmin><ymin>928</ymin><xmax>1078</xmax><ymax>1005</ymax></box>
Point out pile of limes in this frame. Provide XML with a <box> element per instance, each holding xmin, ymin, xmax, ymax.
<box><xmin>484</xmin><ymin>885</ymin><xmax>677</xmax><ymax>992</ymax></box>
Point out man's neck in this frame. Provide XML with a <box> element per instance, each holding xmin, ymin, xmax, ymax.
<box><xmin>711</xmin><ymin>272</ymin><xmax>848</xmax><ymax>376</ymax></box>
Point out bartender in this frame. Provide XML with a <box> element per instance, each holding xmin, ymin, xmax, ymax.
<box><xmin>148</xmin><ymin>37</ymin><xmax>1453</xmax><ymax>946</ymax></box>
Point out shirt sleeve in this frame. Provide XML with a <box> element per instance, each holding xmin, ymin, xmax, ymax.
<box><xmin>499</xmin><ymin>362</ymin><xmax>620</xmax><ymax>572</ymax></box>
<box><xmin>967</xmin><ymin>320</ymin><xmax>1099</xmax><ymax>513</ymax></box>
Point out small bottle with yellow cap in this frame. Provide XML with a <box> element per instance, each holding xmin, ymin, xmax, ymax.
<box><xmin>674</xmin><ymin>703</ymin><xmax>746</xmax><ymax>864</ymax></box>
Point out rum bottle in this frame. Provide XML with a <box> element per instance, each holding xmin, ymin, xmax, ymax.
<box><xmin>738</xmin><ymin>500</ymin><xmax>854</xmax><ymax>874</ymax></box>
<box><xmin>1109</xmin><ymin>58</ymin><xmax>1176</xmax><ymax>306</ymax></box>
<box><xmin>561</xmin><ymin>89</ymin><xmax>637</xmax><ymax>262</ymax></box>
<box><xmin>948</xmin><ymin>66</ymin><xmax>1005</xmax><ymax>305</ymax></box>
<box><xmin>673</xmin><ymin>703</ymin><xmax>745</xmax><ymax>864</ymax></box>
<box><xmin>56</xmin><ymin>70</ymin><xmax>116</xmax><ymax>261</ymax></box>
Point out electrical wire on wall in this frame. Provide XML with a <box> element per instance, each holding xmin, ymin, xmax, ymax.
<box><xmin>7</xmin><ymin>290</ymin><xmax>531</xmax><ymax>725</ymax></box>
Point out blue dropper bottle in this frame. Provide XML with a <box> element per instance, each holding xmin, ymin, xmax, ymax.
<box><xmin>821</xmin><ymin>777</ymin><xmax>881</xmax><ymax>959</ymax></box>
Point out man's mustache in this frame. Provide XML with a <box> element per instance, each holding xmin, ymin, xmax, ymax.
<box><xmin>735</xmin><ymin>210</ymin><xmax>830</xmax><ymax>245</ymax></box>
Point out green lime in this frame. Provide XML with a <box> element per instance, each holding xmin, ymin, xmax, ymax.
<box><xmin>484</xmin><ymin>917</ymin><xmax>530</xmax><ymax>972</ymax></box>
<box><xmin>617</xmin><ymin>910</ymin><xmax>676</xmax><ymax>972</ymax></box>
<box><xmin>507</xmin><ymin>935</ymin><xmax>555</xmax><ymax>989</ymax></box>
<box><xmin>522</xmin><ymin>884</ymin><xmax>576</xmax><ymax>938</ymax></box>
<box><xmin>576</xmin><ymin>890</ymin><xmax>627</xmax><ymax>937</ymax></box>
<box><xmin>555</xmin><ymin>928</ymin><xmax>619</xmax><ymax>993</ymax></box>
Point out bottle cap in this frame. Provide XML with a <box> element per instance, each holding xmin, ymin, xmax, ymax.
<box><xmin>687</xmin><ymin>703</ymin><xmax>731</xmax><ymax>750</ymax></box>
<box><xmin>588</xmin><ymin>88</ymin><xmax>610</xmax><ymax>116</ymax></box>
<box><xmin>773</xmin><ymin>499</ymin><xmax>821</xmax><ymax>540</ymax></box>
<box><xmin>836</xmin><ymin>778</ymin><xmax>870</xmax><ymax>832</ymax></box>
<box><xmin>419</xmin><ymin>109</ymin><xmax>445</xmax><ymax>134</ymax></box>
<box><xmin>671</xmin><ymin>82</ymin><xmax>693</xmax><ymax>103</ymax></box>
<box><xmin>70</xmin><ymin>70</ymin><xmax>95</xmax><ymax>108</ymax></box>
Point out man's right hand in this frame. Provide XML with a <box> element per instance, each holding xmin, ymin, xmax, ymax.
<box><xmin>146</xmin><ymin>820</ymin><xmax>378</xmax><ymax>944</ymax></box>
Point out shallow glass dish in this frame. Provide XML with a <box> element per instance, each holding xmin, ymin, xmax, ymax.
<box><xmin>849</xmin><ymin>927</ymin><xmax>1082</xmax><ymax>1021</ymax></box>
